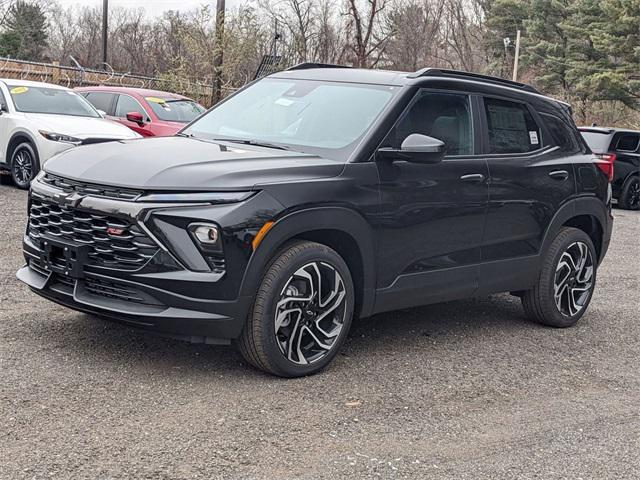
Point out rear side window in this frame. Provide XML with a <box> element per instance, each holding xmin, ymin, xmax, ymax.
<box><xmin>540</xmin><ymin>113</ymin><xmax>580</xmax><ymax>153</ymax></box>
<box><xmin>84</xmin><ymin>92</ymin><xmax>115</xmax><ymax>114</ymax></box>
<box><xmin>0</xmin><ymin>87</ymin><xmax>6</xmax><ymax>110</ymax></box>
<box><xmin>383</xmin><ymin>90</ymin><xmax>473</xmax><ymax>156</ymax></box>
<box><xmin>616</xmin><ymin>134</ymin><xmax>639</xmax><ymax>152</ymax></box>
<box><xmin>484</xmin><ymin>98</ymin><xmax>541</xmax><ymax>154</ymax></box>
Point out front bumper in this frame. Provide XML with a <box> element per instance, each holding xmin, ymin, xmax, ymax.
<box><xmin>16</xmin><ymin>176</ymin><xmax>283</xmax><ymax>342</ymax></box>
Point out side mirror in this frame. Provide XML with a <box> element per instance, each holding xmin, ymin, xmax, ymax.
<box><xmin>97</xmin><ymin>109</ymin><xmax>107</xmax><ymax>118</ymax></box>
<box><xmin>377</xmin><ymin>133</ymin><xmax>446</xmax><ymax>164</ymax></box>
<box><xmin>126</xmin><ymin>111</ymin><xmax>145</xmax><ymax>125</ymax></box>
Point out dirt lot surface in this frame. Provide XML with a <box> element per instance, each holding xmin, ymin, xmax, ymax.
<box><xmin>1</xmin><ymin>183</ymin><xmax>639</xmax><ymax>479</ymax></box>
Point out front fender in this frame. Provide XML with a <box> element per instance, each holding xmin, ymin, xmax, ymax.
<box><xmin>237</xmin><ymin>206</ymin><xmax>377</xmax><ymax>318</ymax></box>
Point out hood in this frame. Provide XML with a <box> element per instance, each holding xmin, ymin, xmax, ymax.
<box><xmin>23</xmin><ymin>113</ymin><xmax>140</xmax><ymax>139</ymax></box>
<box><xmin>44</xmin><ymin>136</ymin><xmax>345</xmax><ymax>191</ymax></box>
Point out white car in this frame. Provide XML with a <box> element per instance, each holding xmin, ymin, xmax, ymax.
<box><xmin>0</xmin><ymin>79</ymin><xmax>141</xmax><ymax>188</ymax></box>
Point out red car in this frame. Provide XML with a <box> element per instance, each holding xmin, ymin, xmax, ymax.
<box><xmin>75</xmin><ymin>86</ymin><xmax>206</xmax><ymax>137</ymax></box>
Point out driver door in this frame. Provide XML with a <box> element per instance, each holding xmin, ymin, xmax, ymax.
<box><xmin>374</xmin><ymin>90</ymin><xmax>489</xmax><ymax>312</ymax></box>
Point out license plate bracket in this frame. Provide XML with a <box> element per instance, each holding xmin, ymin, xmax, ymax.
<box><xmin>40</xmin><ymin>235</ymin><xmax>90</xmax><ymax>279</ymax></box>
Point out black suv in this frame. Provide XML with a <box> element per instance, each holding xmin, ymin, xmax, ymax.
<box><xmin>579</xmin><ymin>126</ymin><xmax>640</xmax><ymax>210</ymax></box>
<box><xmin>17</xmin><ymin>65</ymin><xmax>613</xmax><ymax>377</ymax></box>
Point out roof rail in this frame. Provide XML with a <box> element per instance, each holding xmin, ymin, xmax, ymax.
<box><xmin>407</xmin><ymin>68</ymin><xmax>540</xmax><ymax>94</ymax></box>
<box><xmin>286</xmin><ymin>62</ymin><xmax>351</xmax><ymax>71</ymax></box>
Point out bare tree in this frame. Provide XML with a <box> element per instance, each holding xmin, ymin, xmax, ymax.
<box><xmin>344</xmin><ymin>0</ymin><xmax>391</xmax><ymax>68</ymax></box>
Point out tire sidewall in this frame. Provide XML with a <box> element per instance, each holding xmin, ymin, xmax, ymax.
<box><xmin>10</xmin><ymin>142</ymin><xmax>39</xmax><ymax>189</ymax></box>
<box><xmin>256</xmin><ymin>244</ymin><xmax>355</xmax><ymax>377</ymax></box>
<box><xmin>542</xmin><ymin>229</ymin><xmax>597</xmax><ymax>327</ymax></box>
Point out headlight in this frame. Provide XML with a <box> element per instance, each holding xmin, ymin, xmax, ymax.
<box><xmin>38</xmin><ymin>131</ymin><xmax>82</xmax><ymax>145</ymax></box>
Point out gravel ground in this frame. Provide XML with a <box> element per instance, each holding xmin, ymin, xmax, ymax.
<box><xmin>1</xmin><ymin>183</ymin><xmax>639</xmax><ymax>480</ymax></box>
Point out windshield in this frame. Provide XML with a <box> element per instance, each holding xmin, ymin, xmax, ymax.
<box><xmin>580</xmin><ymin>130</ymin><xmax>613</xmax><ymax>153</ymax></box>
<box><xmin>9</xmin><ymin>85</ymin><xmax>100</xmax><ymax>117</ymax></box>
<box><xmin>183</xmin><ymin>78</ymin><xmax>397</xmax><ymax>160</ymax></box>
<box><xmin>146</xmin><ymin>97</ymin><xmax>205</xmax><ymax>123</ymax></box>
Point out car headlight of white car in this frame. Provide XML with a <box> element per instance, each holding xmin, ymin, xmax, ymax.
<box><xmin>38</xmin><ymin>130</ymin><xmax>82</xmax><ymax>145</ymax></box>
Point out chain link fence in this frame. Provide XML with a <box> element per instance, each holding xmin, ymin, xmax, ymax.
<box><xmin>0</xmin><ymin>57</ymin><xmax>216</xmax><ymax>106</ymax></box>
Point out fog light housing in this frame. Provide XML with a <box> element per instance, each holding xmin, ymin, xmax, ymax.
<box><xmin>192</xmin><ymin>224</ymin><xmax>219</xmax><ymax>244</ymax></box>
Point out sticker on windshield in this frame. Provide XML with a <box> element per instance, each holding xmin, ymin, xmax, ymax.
<box><xmin>10</xmin><ymin>86</ymin><xmax>28</xmax><ymax>94</ymax></box>
<box><xmin>529</xmin><ymin>131</ymin><xmax>539</xmax><ymax>145</ymax></box>
<box><xmin>146</xmin><ymin>96</ymin><xmax>166</xmax><ymax>104</ymax></box>
<box><xmin>275</xmin><ymin>98</ymin><xmax>294</xmax><ymax>107</ymax></box>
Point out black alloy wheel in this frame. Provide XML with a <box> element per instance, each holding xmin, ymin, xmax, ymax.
<box><xmin>620</xmin><ymin>177</ymin><xmax>640</xmax><ymax>210</ymax></box>
<box><xmin>11</xmin><ymin>142</ymin><xmax>38</xmax><ymax>189</ymax></box>
<box><xmin>238</xmin><ymin>241</ymin><xmax>354</xmax><ymax>377</ymax></box>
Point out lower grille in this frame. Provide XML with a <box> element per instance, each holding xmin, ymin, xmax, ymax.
<box><xmin>28</xmin><ymin>195</ymin><xmax>159</xmax><ymax>271</ymax></box>
<box><xmin>29</xmin><ymin>259</ymin><xmax>157</xmax><ymax>306</ymax></box>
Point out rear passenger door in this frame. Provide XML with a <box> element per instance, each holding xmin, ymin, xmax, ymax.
<box><xmin>478</xmin><ymin>97</ymin><xmax>577</xmax><ymax>294</ymax></box>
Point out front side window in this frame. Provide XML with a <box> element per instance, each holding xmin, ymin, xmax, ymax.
<box><xmin>484</xmin><ymin>98</ymin><xmax>540</xmax><ymax>154</ymax></box>
<box><xmin>115</xmin><ymin>94</ymin><xmax>146</xmax><ymax>119</ymax></box>
<box><xmin>381</xmin><ymin>90</ymin><xmax>473</xmax><ymax>156</ymax></box>
<box><xmin>183</xmin><ymin>78</ymin><xmax>397</xmax><ymax>161</ymax></box>
<box><xmin>616</xmin><ymin>134</ymin><xmax>639</xmax><ymax>152</ymax></box>
<box><xmin>9</xmin><ymin>86</ymin><xmax>100</xmax><ymax>117</ymax></box>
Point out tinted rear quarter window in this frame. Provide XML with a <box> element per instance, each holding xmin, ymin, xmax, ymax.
<box><xmin>484</xmin><ymin>98</ymin><xmax>541</xmax><ymax>154</ymax></box>
<box><xmin>540</xmin><ymin>113</ymin><xmax>580</xmax><ymax>153</ymax></box>
<box><xmin>616</xmin><ymin>134</ymin><xmax>640</xmax><ymax>152</ymax></box>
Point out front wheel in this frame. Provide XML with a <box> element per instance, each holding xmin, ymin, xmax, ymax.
<box><xmin>619</xmin><ymin>176</ymin><xmax>640</xmax><ymax>210</ymax></box>
<box><xmin>522</xmin><ymin>227</ymin><xmax>597</xmax><ymax>328</ymax></box>
<box><xmin>10</xmin><ymin>142</ymin><xmax>39</xmax><ymax>189</ymax></box>
<box><xmin>238</xmin><ymin>241</ymin><xmax>355</xmax><ymax>377</ymax></box>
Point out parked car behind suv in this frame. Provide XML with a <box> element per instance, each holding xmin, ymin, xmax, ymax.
<box><xmin>17</xmin><ymin>65</ymin><xmax>613</xmax><ymax>377</ymax></box>
<box><xmin>579</xmin><ymin>126</ymin><xmax>640</xmax><ymax>210</ymax></box>
<box><xmin>0</xmin><ymin>79</ymin><xmax>140</xmax><ymax>189</ymax></box>
<box><xmin>76</xmin><ymin>86</ymin><xmax>206</xmax><ymax>137</ymax></box>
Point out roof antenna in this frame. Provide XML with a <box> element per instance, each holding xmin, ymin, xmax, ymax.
<box><xmin>591</xmin><ymin>122</ymin><xmax>598</xmax><ymax>127</ymax></box>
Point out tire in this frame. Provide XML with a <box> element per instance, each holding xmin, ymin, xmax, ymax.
<box><xmin>522</xmin><ymin>227</ymin><xmax>597</xmax><ymax>328</ymax></box>
<box><xmin>10</xmin><ymin>141</ymin><xmax>39</xmax><ymax>189</ymax></box>
<box><xmin>618</xmin><ymin>176</ymin><xmax>640</xmax><ymax>210</ymax></box>
<box><xmin>238</xmin><ymin>240</ymin><xmax>355</xmax><ymax>377</ymax></box>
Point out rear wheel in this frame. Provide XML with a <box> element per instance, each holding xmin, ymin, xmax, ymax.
<box><xmin>10</xmin><ymin>142</ymin><xmax>39</xmax><ymax>189</ymax></box>
<box><xmin>619</xmin><ymin>176</ymin><xmax>640</xmax><ymax>210</ymax></box>
<box><xmin>522</xmin><ymin>227</ymin><xmax>597</xmax><ymax>328</ymax></box>
<box><xmin>238</xmin><ymin>241</ymin><xmax>354</xmax><ymax>377</ymax></box>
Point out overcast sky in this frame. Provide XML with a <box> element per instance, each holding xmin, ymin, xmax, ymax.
<box><xmin>53</xmin><ymin>0</ymin><xmax>248</xmax><ymax>15</ymax></box>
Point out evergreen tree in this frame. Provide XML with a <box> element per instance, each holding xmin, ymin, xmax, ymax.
<box><xmin>0</xmin><ymin>1</ymin><xmax>48</xmax><ymax>61</ymax></box>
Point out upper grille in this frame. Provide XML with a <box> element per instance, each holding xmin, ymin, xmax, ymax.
<box><xmin>28</xmin><ymin>196</ymin><xmax>159</xmax><ymax>271</ymax></box>
<box><xmin>41</xmin><ymin>173</ymin><xmax>143</xmax><ymax>201</ymax></box>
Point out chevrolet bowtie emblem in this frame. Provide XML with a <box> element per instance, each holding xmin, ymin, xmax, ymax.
<box><xmin>55</xmin><ymin>192</ymin><xmax>84</xmax><ymax>208</ymax></box>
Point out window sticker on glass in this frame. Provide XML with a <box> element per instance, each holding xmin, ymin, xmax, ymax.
<box><xmin>275</xmin><ymin>98</ymin><xmax>294</xmax><ymax>107</ymax></box>
<box><xmin>529</xmin><ymin>131</ymin><xmax>539</xmax><ymax>145</ymax></box>
<box><xmin>146</xmin><ymin>96</ymin><xmax>166</xmax><ymax>104</ymax></box>
<box><xmin>10</xmin><ymin>86</ymin><xmax>28</xmax><ymax>94</ymax></box>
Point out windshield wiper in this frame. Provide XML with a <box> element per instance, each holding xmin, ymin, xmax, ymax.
<box><xmin>212</xmin><ymin>138</ymin><xmax>290</xmax><ymax>151</ymax></box>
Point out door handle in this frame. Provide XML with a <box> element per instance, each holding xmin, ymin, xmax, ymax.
<box><xmin>460</xmin><ymin>173</ymin><xmax>485</xmax><ymax>183</ymax></box>
<box><xmin>548</xmin><ymin>170</ymin><xmax>569</xmax><ymax>181</ymax></box>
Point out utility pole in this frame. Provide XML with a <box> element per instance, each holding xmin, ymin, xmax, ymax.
<box><xmin>211</xmin><ymin>0</ymin><xmax>226</xmax><ymax>105</ymax></box>
<box><xmin>102</xmin><ymin>0</ymin><xmax>108</xmax><ymax>68</ymax></box>
<box><xmin>512</xmin><ymin>29</ymin><xmax>521</xmax><ymax>82</ymax></box>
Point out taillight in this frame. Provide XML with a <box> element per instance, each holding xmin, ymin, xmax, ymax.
<box><xmin>594</xmin><ymin>153</ymin><xmax>616</xmax><ymax>182</ymax></box>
